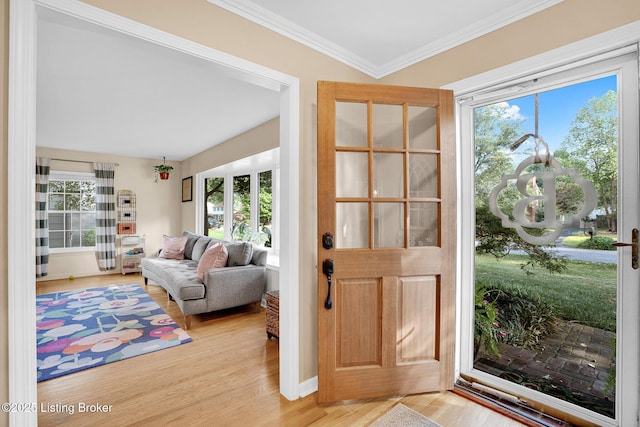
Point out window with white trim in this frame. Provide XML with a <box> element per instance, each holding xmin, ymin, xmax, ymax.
<box><xmin>48</xmin><ymin>172</ymin><xmax>96</xmax><ymax>250</ymax></box>
<box><xmin>200</xmin><ymin>148</ymin><xmax>279</xmax><ymax>257</ymax></box>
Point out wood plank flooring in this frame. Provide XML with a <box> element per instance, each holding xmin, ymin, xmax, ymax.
<box><xmin>36</xmin><ymin>274</ymin><xmax>526</xmax><ymax>426</ymax></box>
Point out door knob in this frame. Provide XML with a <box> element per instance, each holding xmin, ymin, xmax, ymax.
<box><xmin>612</xmin><ymin>228</ymin><xmax>638</xmax><ymax>269</ymax></box>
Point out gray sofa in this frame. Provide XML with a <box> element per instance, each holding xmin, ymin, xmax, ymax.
<box><xmin>141</xmin><ymin>231</ymin><xmax>267</xmax><ymax>329</ymax></box>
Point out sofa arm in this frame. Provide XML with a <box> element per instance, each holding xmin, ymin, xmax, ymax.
<box><xmin>203</xmin><ymin>265</ymin><xmax>266</xmax><ymax>311</ymax></box>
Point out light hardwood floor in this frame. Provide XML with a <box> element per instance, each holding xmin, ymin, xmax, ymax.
<box><xmin>36</xmin><ymin>274</ymin><xmax>525</xmax><ymax>426</ymax></box>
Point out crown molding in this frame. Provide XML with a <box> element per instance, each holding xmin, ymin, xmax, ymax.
<box><xmin>443</xmin><ymin>20</ymin><xmax>640</xmax><ymax>95</ymax></box>
<box><xmin>209</xmin><ymin>0</ymin><xmax>564</xmax><ymax>79</ymax></box>
<box><xmin>380</xmin><ymin>0</ymin><xmax>565</xmax><ymax>78</ymax></box>
<box><xmin>208</xmin><ymin>0</ymin><xmax>380</xmax><ymax>77</ymax></box>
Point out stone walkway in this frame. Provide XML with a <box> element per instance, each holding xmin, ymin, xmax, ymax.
<box><xmin>475</xmin><ymin>320</ymin><xmax>616</xmax><ymax>418</ymax></box>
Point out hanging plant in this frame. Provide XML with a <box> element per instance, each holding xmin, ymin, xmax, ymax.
<box><xmin>154</xmin><ymin>159</ymin><xmax>174</xmax><ymax>182</ymax></box>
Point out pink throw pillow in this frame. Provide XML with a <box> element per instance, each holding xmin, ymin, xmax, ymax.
<box><xmin>197</xmin><ymin>243</ymin><xmax>228</xmax><ymax>280</ymax></box>
<box><xmin>159</xmin><ymin>235</ymin><xmax>188</xmax><ymax>260</ymax></box>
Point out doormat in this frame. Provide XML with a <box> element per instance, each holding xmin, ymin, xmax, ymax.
<box><xmin>370</xmin><ymin>404</ymin><xmax>443</xmax><ymax>427</ymax></box>
<box><xmin>36</xmin><ymin>284</ymin><xmax>192</xmax><ymax>382</ymax></box>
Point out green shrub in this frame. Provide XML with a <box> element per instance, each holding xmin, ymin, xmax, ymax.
<box><xmin>478</xmin><ymin>283</ymin><xmax>558</xmax><ymax>349</ymax></box>
<box><xmin>577</xmin><ymin>236</ymin><xmax>616</xmax><ymax>251</ymax></box>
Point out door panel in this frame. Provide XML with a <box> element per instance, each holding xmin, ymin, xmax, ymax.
<box><xmin>317</xmin><ymin>81</ymin><xmax>456</xmax><ymax>402</ymax></box>
<box><xmin>336</xmin><ymin>278</ymin><xmax>381</xmax><ymax>368</ymax></box>
<box><xmin>397</xmin><ymin>276</ymin><xmax>438</xmax><ymax>363</ymax></box>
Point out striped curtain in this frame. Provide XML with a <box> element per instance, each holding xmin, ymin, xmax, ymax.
<box><xmin>94</xmin><ymin>162</ymin><xmax>117</xmax><ymax>271</ymax></box>
<box><xmin>35</xmin><ymin>157</ymin><xmax>51</xmax><ymax>278</ymax></box>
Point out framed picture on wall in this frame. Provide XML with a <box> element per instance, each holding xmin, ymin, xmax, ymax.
<box><xmin>182</xmin><ymin>176</ymin><xmax>193</xmax><ymax>202</ymax></box>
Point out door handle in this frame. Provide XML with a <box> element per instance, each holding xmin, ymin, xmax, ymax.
<box><xmin>322</xmin><ymin>259</ymin><xmax>334</xmax><ymax>310</ymax></box>
<box><xmin>612</xmin><ymin>228</ymin><xmax>638</xmax><ymax>269</ymax></box>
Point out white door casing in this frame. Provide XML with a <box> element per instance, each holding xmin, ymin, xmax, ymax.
<box><xmin>8</xmin><ymin>2</ymin><xmax>300</xmax><ymax>426</ymax></box>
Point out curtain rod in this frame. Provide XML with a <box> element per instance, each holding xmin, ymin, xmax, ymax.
<box><xmin>50</xmin><ymin>158</ymin><xmax>120</xmax><ymax>167</ymax></box>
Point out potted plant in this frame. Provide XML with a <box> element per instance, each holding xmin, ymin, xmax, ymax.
<box><xmin>154</xmin><ymin>164</ymin><xmax>174</xmax><ymax>182</ymax></box>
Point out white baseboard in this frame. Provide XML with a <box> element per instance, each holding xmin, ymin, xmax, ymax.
<box><xmin>299</xmin><ymin>376</ymin><xmax>318</xmax><ymax>398</ymax></box>
<box><xmin>35</xmin><ymin>270</ymin><xmax>117</xmax><ymax>282</ymax></box>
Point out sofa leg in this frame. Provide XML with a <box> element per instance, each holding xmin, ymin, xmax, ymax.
<box><xmin>252</xmin><ymin>301</ymin><xmax>261</xmax><ymax>313</ymax></box>
<box><xmin>183</xmin><ymin>315</ymin><xmax>191</xmax><ymax>330</ymax></box>
<box><xmin>144</xmin><ymin>277</ymin><xmax>148</xmax><ymax>286</ymax></box>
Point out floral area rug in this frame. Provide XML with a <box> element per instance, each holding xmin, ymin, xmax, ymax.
<box><xmin>36</xmin><ymin>284</ymin><xmax>192</xmax><ymax>382</ymax></box>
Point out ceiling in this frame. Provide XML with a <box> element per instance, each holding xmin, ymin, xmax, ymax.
<box><xmin>36</xmin><ymin>8</ymin><xmax>281</xmax><ymax>162</ymax></box>
<box><xmin>209</xmin><ymin>0</ymin><xmax>564</xmax><ymax>78</ymax></box>
<box><xmin>36</xmin><ymin>1</ymin><xmax>563</xmax><ymax>161</ymax></box>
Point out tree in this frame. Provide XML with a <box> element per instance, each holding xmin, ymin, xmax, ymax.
<box><xmin>474</xmin><ymin>103</ymin><xmax>523</xmax><ymax>204</ymax></box>
<box><xmin>474</xmin><ymin>102</ymin><xmax>567</xmax><ymax>274</ymax></box>
<box><xmin>560</xmin><ymin>90</ymin><xmax>617</xmax><ymax>231</ymax></box>
<box><xmin>204</xmin><ymin>177</ymin><xmax>224</xmax><ymax>235</ymax></box>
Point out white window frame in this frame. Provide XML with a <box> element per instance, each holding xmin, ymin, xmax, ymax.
<box><xmin>197</xmin><ymin>148</ymin><xmax>280</xmax><ymax>264</ymax></box>
<box><xmin>47</xmin><ymin>170</ymin><xmax>96</xmax><ymax>253</ymax></box>
<box><xmin>445</xmin><ymin>32</ymin><xmax>640</xmax><ymax>427</ymax></box>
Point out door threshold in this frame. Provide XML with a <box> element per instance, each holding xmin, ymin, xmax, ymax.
<box><xmin>454</xmin><ymin>381</ymin><xmax>575</xmax><ymax>427</ymax></box>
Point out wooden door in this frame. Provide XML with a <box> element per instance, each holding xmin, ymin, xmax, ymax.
<box><xmin>317</xmin><ymin>81</ymin><xmax>456</xmax><ymax>402</ymax></box>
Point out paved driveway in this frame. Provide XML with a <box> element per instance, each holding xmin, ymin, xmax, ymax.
<box><xmin>545</xmin><ymin>246</ymin><xmax>617</xmax><ymax>264</ymax></box>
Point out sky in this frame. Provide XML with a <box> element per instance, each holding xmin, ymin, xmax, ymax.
<box><xmin>498</xmin><ymin>74</ymin><xmax>617</xmax><ymax>156</ymax></box>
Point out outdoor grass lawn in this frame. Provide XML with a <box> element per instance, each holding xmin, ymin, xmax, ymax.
<box><xmin>475</xmin><ymin>253</ymin><xmax>616</xmax><ymax>332</ymax></box>
<box><xmin>207</xmin><ymin>228</ymin><xmax>224</xmax><ymax>240</ymax></box>
<box><xmin>562</xmin><ymin>231</ymin><xmax>617</xmax><ymax>249</ymax></box>
<box><xmin>561</xmin><ymin>235</ymin><xmax>591</xmax><ymax>247</ymax></box>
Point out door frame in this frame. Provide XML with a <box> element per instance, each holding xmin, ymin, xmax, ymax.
<box><xmin>444</xmin><ymin>23</ymin><xmax>640</xmax><ymax>427</ymax></box>
<box><xmin>8</xmin><ymin>0</ymin><xmax>300</xmax><ymax>424</ymax></box>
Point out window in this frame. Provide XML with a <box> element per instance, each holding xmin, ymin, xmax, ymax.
<box><xmin>259</xmin><ymin>170</ymin><xmax>273</xmax><ymax>248</ymax></box>
<box><xmin>201</xmin><ymin>148</ymin><xmax>279</xmax><ymax>255</ymax></box>
<box><xmin>232</xmin><ymin>174</ymin><xmax>251</xmax><ymax>241</ymax></box>
<box><xmin>204</xmin><ymin>177</ymin><xmax>225</xmax><ymax>239</ymax></box>
<box><xmin>48</xmin><ymin>172</ymin><xmax>96</xmax><ymax>250</ymax></box>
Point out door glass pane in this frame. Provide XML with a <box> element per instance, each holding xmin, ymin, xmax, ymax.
<box><xmin>409</xmin><ymin>202</ymin><xmax>438</xmax><ymax>247</ymax></box>
<box><xmin>337</xmin><ymin>152</ymin><xmax>368</xmax><ymax>198</ymax></box>
<box><xmin>473</xmin><ymin>76</ymin><xmax>617</xmax><ymax>420</ymax></box>
<box><xmin>373</xmin><ymin>104</ymin><xmax>403</xmax><ymax>149</ymax></box>
<box><xmin>336</xmin><ymin>202</ymin><xmax>368</xmax><ymax>249</ymax></box>
<box><xmin>336</xmin><ymin>102</ymin><xmax>368</xmax><ymax>148</ymax></box>
<box><xmin>374</xmin><ymin>203</ymin><xmax>404</xmax><ymax>248</ymax></box>
<box><xmin>373</xmin><ymin>153</ymin><xmax>403</xmax><ymax>198</ymax></box>
<box><xmin>409</xmin><ymin>106</ymin><xmax>437</xmax><ymax>150</ymax></box>
<box><xmin>409</xmin><ymin>154</ymin><xmax>438</xmax><ymax>198</ymax></box>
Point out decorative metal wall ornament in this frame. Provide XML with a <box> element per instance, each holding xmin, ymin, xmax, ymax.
<box><xmin>488</xmin><ymin>94</ymin><xmax>597</xmax><ymax>246</ymax></box>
